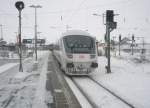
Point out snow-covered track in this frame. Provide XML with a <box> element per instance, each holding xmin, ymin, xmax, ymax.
<box><xmin>70</xmin><ymin>77</ymin><xmax>99</xmax><ymax>108</ymax></box>
<box><xmin>71</xmin><ymin>76</ymin><xmax>136</xmax><ymax>108</ymax></box>
<box><xmin>49</xmin><ymin>54</ymin><xmax>82</xmax><ymax>108</ymax></box>
<box><xmin>88</xmin><ymin>76</ymin><xmax>135</xmax><ymax>108</ymax></box>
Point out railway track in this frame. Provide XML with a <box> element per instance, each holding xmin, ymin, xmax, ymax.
<box><xmin>70</xmin><ymin>76</ymin><xmax>98</xmax><ymax>108</ymax></box>
<box><xmin>70</xmin><ymin>76</ymin><xmax>136</xmax><ymax>108</ymax></box>
<box><xmin>88</xmin><ymin>76</ymin><xmax>135</xmax><ymax>108</ymax></box>
<box><xmin>50</xmin><ymin>54</ymin><xmax>82</xmax><ymax>108</ymax></box>
<box><xmin>53</xmin><ymin>54</ymin><xmax>136</xmax><ymax>108</ymax></box>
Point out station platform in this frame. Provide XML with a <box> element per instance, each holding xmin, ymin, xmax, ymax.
<box><xmin>46</xmin><ymin>53</ymin><xmax>82</xmax><ymax>108</ymax></box>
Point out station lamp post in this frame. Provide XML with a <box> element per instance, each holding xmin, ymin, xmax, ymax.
<box><xmin>29</xmin><ymin>5</ymin><xmax>42</xmax><ymax>61</ymax></box>
<box><xmin>15</xmin><ymin>1</ymin><xmax>24</xmax><ymax>72</ymax></box>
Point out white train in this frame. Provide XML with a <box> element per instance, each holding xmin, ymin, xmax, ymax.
<box><xmin>53</xmin><ymin>30</ymin><xmax>98</xmax><ymax>75</ymax></box>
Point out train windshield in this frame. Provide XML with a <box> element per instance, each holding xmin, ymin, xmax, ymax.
<box><xmin>63</xmin><ymin>35</ymin><xmax>96</xmax><ymax>54</ymax></box>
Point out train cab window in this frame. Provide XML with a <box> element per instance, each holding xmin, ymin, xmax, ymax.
<box><xmin>63</xmin><ymin>35</ymin><xmax>96</xmax><ymax>54</ymax></box>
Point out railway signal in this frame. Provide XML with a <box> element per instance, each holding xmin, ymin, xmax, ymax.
<box><xmin>106</xmin><ymin>10</ymin><xmax>114</xmax><ymax>22</ymax></box>
<box><xmin>15</xmin><ymin>1</ymin><xmax>24</xmax><ymax>72</ymax></box>
<box><xmin>105</xmin><ymin>10</ymin><xmax>117</xmax><ymax>73</ymax></box>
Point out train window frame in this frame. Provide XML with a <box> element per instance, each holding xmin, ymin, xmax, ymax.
<box><xmin>63</xmin><ymin>35</ymin><xmax>96</xmax><ymax>54</ymax></box>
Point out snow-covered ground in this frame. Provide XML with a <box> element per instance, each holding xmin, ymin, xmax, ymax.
<box><xmin>64</xmin><ymin>50</ymin><xmax>150</xmax><ymax>108</ymax></box>
<box><xmin>91</xmin><ymin>52</ymin><xmax>150</xmax><ymax>108</ymax></box>
<box><xmin>0</xmin><ymin>51</ymin><xmax>49</xmax><ymax>108</ymax></box>
<box><xmin>0</xmin><ymin>63</ymin><xmax>18</xmax><ymax>74</ymax></box>
<box><xmin>0</xmin><ymin>50</ymin><xmax>150</xmax><ymax>108</ymax></box>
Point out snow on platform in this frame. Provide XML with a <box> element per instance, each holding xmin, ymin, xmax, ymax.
<box><xmin>0</xmin><ymin>63</ymin><xmax>18</xmax><ymax>74</ymax></box>
<box><xmin>0</xmin><ymin>51</ymin><xmax>50</xmax><ymax>108</ymax></box>
<box><xmin>32</xmin><ymin>52</ymin><xmax>49</xmax><ymax>108</ymax></box>
<box><xmin>14</xmin><ymin>72</ymin><xmax>31</xmax><ymax>79</ymax></box>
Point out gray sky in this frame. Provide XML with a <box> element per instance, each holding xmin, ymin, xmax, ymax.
<box><xmin>0</xmin><ymin>0</ymin><xmax>150</xmax><ymax>43</ymax></box>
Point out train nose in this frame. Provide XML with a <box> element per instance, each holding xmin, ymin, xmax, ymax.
<box><xmin>91</xmin><ymin>62</ymin><xmax>98</xmax><ymax>68</ymax></box>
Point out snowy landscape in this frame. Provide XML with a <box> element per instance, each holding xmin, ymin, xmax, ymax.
<box><xmin>0</xmin><ymin>51</ymin><xmax>49</xmax><ymax>108</ymax></box>
<box><xmin>0</xmin><ymin>49</ymin><xmax>149</xmax><ymax>108</ymax></box>
<box><xmin>0</xmin><ymin>0</ymin><xmax>150</xmax><ymax>108</ymax></box>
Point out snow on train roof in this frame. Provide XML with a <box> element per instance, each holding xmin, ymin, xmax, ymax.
<box><xmin>61</xmin><ymin>30</ymin><xmax>92</xmax><ymax>37</ymax></box>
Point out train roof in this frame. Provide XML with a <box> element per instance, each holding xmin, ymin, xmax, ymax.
<box><xmin>61</xmin><ymin>30</ymin><xmax>92</xmax><ymax>37</ymax></box>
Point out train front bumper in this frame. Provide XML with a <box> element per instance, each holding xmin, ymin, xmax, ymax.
<box><xmin>66</xmin><ymin>62</ymin><xmax>98</xmax><ymax>75</ymax></box>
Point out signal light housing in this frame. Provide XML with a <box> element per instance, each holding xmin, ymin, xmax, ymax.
<box><xmin>106</xmin><ymin>10</ymin><xmax>114</xmax><ymax>23</ymax></box>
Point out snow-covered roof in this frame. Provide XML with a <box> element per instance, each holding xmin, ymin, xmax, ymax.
<box><xmin>61</xmin><ymin>30</ymin><xmax>91</xmax><ymax>37</ymax></box>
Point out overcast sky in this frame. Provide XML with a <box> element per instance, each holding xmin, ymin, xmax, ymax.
<box><xmin>0</xmin><ymin>0</ymin><xmax>150</xmax><ymax>43</ymax></box>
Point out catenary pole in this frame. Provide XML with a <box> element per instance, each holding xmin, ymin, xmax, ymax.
<box><xmin>30</xmin><ymin>5</ymin><xmax>42</xmax><ymax>61</ymax></box>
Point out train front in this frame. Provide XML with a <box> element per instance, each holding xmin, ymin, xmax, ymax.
<box><xmin>63</xmin><ymin>35</ymin><xmax>98</xmax><ymax>75</ymax></box>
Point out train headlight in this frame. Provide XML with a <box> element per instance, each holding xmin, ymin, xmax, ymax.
<box><xmin>66</xmin><ymin>63</ymin><xmax>74</xmax><ymax>68</ymax></box>
<box><xmin>91</xmin><ymin>62</ymin><xmax>98</xmax><ymax>68</ymax></box>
